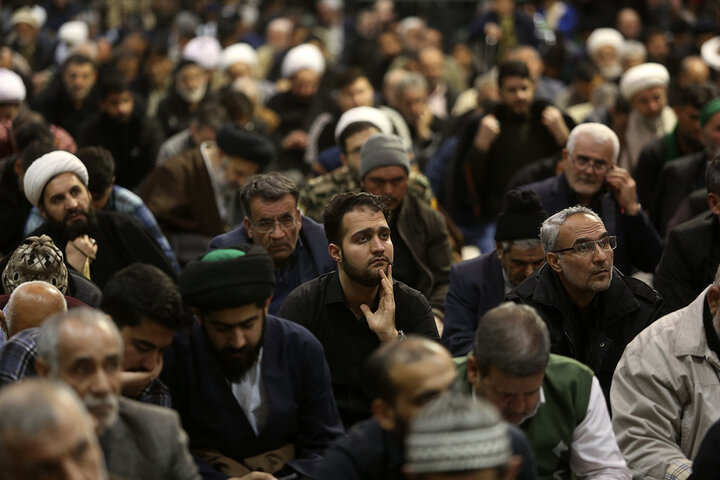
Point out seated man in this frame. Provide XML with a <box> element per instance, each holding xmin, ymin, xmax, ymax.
<box><xmin>23</xmin><ymin>149</ymin><xmax>177</xmax><ymax>288</ymax></box>
<box><xmin>442</xmin><ymin>189</ymin><xmax>547</xmax><ymax>356</ymax></box>
<box><xmin>34</xmin><ymin>308</ymin><xmax>200</xmax><ymax>480</ymax></box>
<box><xmin>521</xmin><ymin>122</ymin><xmax>663</xmax><ymax>274</ymax></box>
<box><xmin>359</xmin><ymin>133</ymin><xmax>453</xmax><ymax>324</ymax></box>
<box><xmin>611</xmin><ymin>264</ymin><xmax>720</xmax><ymax>479</ymax></box>
<box><xmin>458</xmin><ymin>302</ymin><xmax>630</xmax><ymax>479</ymax></box>
<box><xmin>209</xmin><ymin>173</ymin><xmax>334</xmax><ymax>314</ymax></box>
<box><xmin>163</xmin><ymin>245</ymin><xmax>343</xmax><ymax>479</ymax></box>
<box><xmin>314</xmin><ymin>337</ymin><xmax>536</xmax><ymax>480</ymax></box>
<box><xmin>0</xmin><ymin>379</ymin><xmax>108</xmax><ymax>480</ymax></box>
<box><xmin>508</xmin><ymin>206</ymin><xmax>663</xmax><ymax>396</ymax></box>
<box><xmin>279</xmin><ymin>192</ymin><xmax>439</xmax><ymax>427</ymax></box>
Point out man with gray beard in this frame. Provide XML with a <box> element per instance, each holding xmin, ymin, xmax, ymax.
<box><xmin>34</xmin><ymin>308</ymin><xmax>200</xmax><ymax>480</ymax></box>
<box><xmin>156</xmin><ymin>60</ymin><xmax>212</xmax><ymax>138</ymax></box>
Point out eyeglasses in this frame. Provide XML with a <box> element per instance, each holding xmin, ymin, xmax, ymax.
<box><xmin>551</xmin><ymin>235</ymin><xmax>617</xmax><ymax>256</ymax></box>
<box><xmin>252</xmin><ymin>214</ymin><xmax>298</xmax><ymax>234</ymax></box>
<box><xmin>571</xmin><ymin>154</ymin><xmax>611</xmax><ymax>173</ymax></box>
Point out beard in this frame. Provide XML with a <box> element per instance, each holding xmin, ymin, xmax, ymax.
<box><xmin>177</xmin><ymin>81</ymin><xmax>207</xmax><ymax>103</ymax></box>
<box><xmin>83</xmin><ymin>392</ymin><xmax>119</xmax><ymax>434</ymax></box>
<box><xmin>47</xmin><ymin>204</ymin><xmax>97</xmax><ymax>241</ymax></box>
<box><xmin>341</xmin><ymin>249</ymin><xmax>391</xmax><ymax>287</ymax></box>
<box><xmin>204</xmin><ymin>314</ymin><xmax>265</xmax><ymax>383</ymax></box>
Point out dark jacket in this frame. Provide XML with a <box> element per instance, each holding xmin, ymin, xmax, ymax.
<box><xmin>395</xmin><ymin>193</ymin><xmax>452</xmax><ymax>315</ymax></box>
<box><xmin>32</xmin><ymin>77</ymin><xmax>99</xmax><ymax>138</ymax></box>
<box><xmin>209</xmin><ymin>215</ymin><xmax>335</xmax><ymax>314</ymax></box>
<box><xmin>507</xmin><ymin>264</ymin><xmax>663</xmax><ymax>396</ymax></box>
<box><xmin>441</xmin><ymin>250</ymin><xmax>505</xmax><ymax>356</ymax></box>
<box><xmin>655</xmin><ymin>211</ymin><xmax>720</xmax><ymax>315</ymax></box>
<box><xmin>0</xmin><ymin>156</ymin><xmax>31</xmax><ymax>256</ymax></box>
<box><xmin>521</xmin><ymin>173</ymin><xmax>663</xmax><ymax>274</ymax></box>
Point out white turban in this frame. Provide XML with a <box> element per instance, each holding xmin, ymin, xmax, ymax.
<box><xmin>0</xmin><ymin>69</ymin><xmax>26</xmax><ymax>103</ymax></box>
<box><xmin>335</xmin><ymin>107</ymin><xmax>393</xmax><ymax>143</ymax></box>
<box><xmin>183</xmin><ymin>35</ymin><xmax>222</xmax><ymax>71</ymax></box>
<box><xmin>220</xmin><ymin>43</ymin><xmax>258</xmax><ymax>72</ymax></box>
<box><xmin>58</xmin><ymin>21</ymin><xmax>89</xmax><ymax>46</ymax></box>
<box><xmin>11</xmin><ymin>6</ymin><xmax>45</xmax><ymax>30</ymax></box>
<box><xmin>24</xmin><ymin>151</ymin><xmax>89</xmax><ymax>207</ymax></box>
<box><xmin>586</xmin><ymin>28</ymin><xmax>625</xmax><ymax>57</ymax></box>
<box><xmin>620</xmin><ymin>62</ymin><xmax>670</xmax><ymax>100</ymax></box>
<box><xmin>281</xmin><ymin>43</ymin><xmax>325</xmax><ymax>78</ymax></box>
<box><xmin>701</xmin><ymin>36</ymin><xmax>720</xmax><ymax>71</ymax></box>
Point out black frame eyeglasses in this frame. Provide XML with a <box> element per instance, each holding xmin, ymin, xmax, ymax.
<box><xmin>252</xmin><ymin>215</ymin><xmax>298</xmax><ymax>234</ymax></box>
<box><xmin>551</xmin><ymin>236</ymin><xmax>617</xmax><ymax>256</ymax></box>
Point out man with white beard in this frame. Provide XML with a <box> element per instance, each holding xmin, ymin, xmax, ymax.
<box><xmin>156</xmin><ymin>59</ymin><xmax>212</xmax><ymax>138</ymax></box>
<box><xmin>34</xmin><ymin>308</ymin><xmax>201</xmax><ymax>480</ymax></box>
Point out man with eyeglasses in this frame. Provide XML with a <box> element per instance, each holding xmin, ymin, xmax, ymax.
<box><xmin>208</xmin><ymin>173</ymin><xmax>333</xmax><ymax>315</ymax></box>
<box><xmin>508</xmin><ymin>205</ymin><xmax>663</xmax><ymax>398</ymax></box>
<box><xmin>521</xmin><ymin>123</ymin><xmax>664</xmax><ymax>274</ymax></box>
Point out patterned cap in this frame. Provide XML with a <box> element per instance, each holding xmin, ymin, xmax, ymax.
<box><xmin>2</xmin><ymin>235</ymin><xmax>68</xmax><ymax>294</ymax></box>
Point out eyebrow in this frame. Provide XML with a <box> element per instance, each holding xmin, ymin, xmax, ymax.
<box><xmin>132</xmin><ymin>339</ymin><xmax>158</xmax><ymax>350</ymax></box>
<box><xmin>211</xmin><ymin>315</ymin><xmax>259</xmax><ymax>328</ymax></box>
<box><xmin>571</xmin><ymin>232</ymin><xmax>609</xmax><ymax>245</ymax></box>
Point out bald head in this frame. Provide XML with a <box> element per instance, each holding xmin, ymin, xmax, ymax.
<box><xmin>3</xmin><ymin>281</ymin><xmax>67</xmax><ymax>337</ymax></box>
<box><xmin>679</xmin><ymin>56</ymin><xmax>710</xmax><ymax>88</ymax></box>
<box><xmin>419</xmin><ymin>47</ymin><xmax>445</xmax><ymax>89</ymax></box>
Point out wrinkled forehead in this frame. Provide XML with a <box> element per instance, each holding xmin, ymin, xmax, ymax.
<box><xmin>558</xmin><ymin>213</ymin><xmax>607</xmax><ymax>244</ymax></box>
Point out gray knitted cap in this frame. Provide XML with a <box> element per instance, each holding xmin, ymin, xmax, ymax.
<box><xmin>359</xmin><ymin>133</ymin><xmax>410</xmax><ymax>179</ymax></box>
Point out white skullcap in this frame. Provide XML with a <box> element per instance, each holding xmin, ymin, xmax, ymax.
<box><xmin>335</xmin><ymin>106</ymin><xmax>393</xmax><ymax>143</ymax></box>
<box><xmin>183</xmin><ymin>35</ymin><xmax>222</xmax><ymax>71</ymax></box>
<box><xmin>620</xmin><ymin>62</ymin><xmax>670</xmax><ymax>100</ymax></box>
<box><xmin>399</xmin><ymin>16</ymin><xmax>425</xmax><ymax>36</ymax></box>
<box><xmin>0</xmin><ymin>69</ymin><xmax>26</xmax><ymax>103</ymax></box>
<box><xmin>220</xmin><ymin>43</ymin><xmax>258</xmax><ymax>72</ymax></box>
<box><xmin>586</xmin><ymin>28</ymin><xmax>625</xmax><ymax>56</ymax></box>
<box><xmin>23</xmin><ymin>151</ymin><xmax>89</xmax><ymax>207</ymax></box>
<box><xmin>268</xmin><ymin>17</ymin><xmax>293</xmax><ymax>34</ymax></box>
<box><xmin>58</xmin><ymin>21</ymin><xmax>89</xmax><ymax>46</ymax></box>
<box><xmin>11</xmin><ymin>6</ymin><xmax>44</xmax><ymax>29</ymax></box>
<box><xmin>701</xmin><ymin>36</ymin><xmax>720</xmax><ymax>71</ymax></box>
<box><xmin>281</xmin><ymin>43</ymin><xmax>325</xmax><ymax>78</ymax></box>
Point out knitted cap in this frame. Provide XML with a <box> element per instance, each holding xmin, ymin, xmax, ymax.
<box><xmin>495</xmin><ymin>189</ymin><xmax>548</xmax><ymax>241</ymax></box>
<box><xmin>2</xmin><ymin>235</ymin><xmax>68</xmax><ymax>294</ymax></box>
<box><xmin>359</xmin><ymin>133</ymin><xmax>409</xmax><ymax>179</ymax></box>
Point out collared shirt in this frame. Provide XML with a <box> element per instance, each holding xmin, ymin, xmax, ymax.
<box><xmin>278</xmin><ymin>271</ymin><xmax>439</xmax><ymax>428</ymax></box>
<box><xmin>230</xmin><ymin>348</ymin><xmax>267</xmax><ymax>436</ymax></box>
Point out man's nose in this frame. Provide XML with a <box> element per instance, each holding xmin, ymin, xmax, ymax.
<box><xmin>90</xmin><ymin>368</ymin><xmax>113</xmax><ymax>395</ymax></box>
<box><xmin>229</xmin><ymin>328</ymin><xmax>246</xmax><ymax>349</ymax></box>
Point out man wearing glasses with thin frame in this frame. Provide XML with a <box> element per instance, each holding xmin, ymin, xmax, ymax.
<box><xmin>210</xmin><ymin>173</ymin><xmax>335</xmax><ymax>314</ymax></box>
<box><xmin>508</xmin><ymin>206</ymin><xmax>664</xmax><ymax>398</ymax></box>
<box><xmin>520</xmin><ymin>123</ymin><xmax>664</xmax><ymax>275</ymax></box>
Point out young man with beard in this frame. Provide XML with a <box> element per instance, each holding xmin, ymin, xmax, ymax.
<box><xmin>22</xmin><ymin>150</ymin><xmax>177</xmax><ymax>288</ymax></box>
<box><xmin>34</xmin><ymin>308</ymin><xmax>201</xmax><ymax>480</ymax></box>
<box><xmin>162</xmin><ymin>245</ymin><xmax>343</xmax><ymax>480</ymax></box>
<box><xmin>279</xmin><ymin>192</ymin><xmax>439</xmax><ymax>428</ymax></box>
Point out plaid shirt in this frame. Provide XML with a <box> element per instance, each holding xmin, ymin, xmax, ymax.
<box><xmin>0</xmin><ymin>327</ymin><xmax>172</xmax><ymax>407</ymax></box>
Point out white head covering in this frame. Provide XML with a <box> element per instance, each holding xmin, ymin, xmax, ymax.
<box><xmin>586</xmin><ymin>28</ymin><xmax>625</xmax><ymax>57</ymax></box>
<box><xmin>23</xmin><ymin>151</ymin><xmax>89</xmax><ymax>207</ymax></box>
<box><xmin>183</xmin><ymin>35</ymin><xmax>222</xmax><ymax>71</ymax></box>
<box><xmin>220</xmin><ymin>43</ymin><xmax>258</xmax><ymax>72</ymax></box>
<box><xmin>58</xmin><ymin>21</ymin><xmax>89</xmax><ymax>46</ymax></box>
<box><xmin>701</xmin><ymin>36</ymin><xmax>720</xmax><ymax>71</ymax></box>
<box><xmin>620</xmin><ymin>62</ymin><xmax>670</xmax><ymax>100</ymax></box>
<box><xmin>11</xmin><ymin>6</ymin><xmax>45</xmax><ymax>30</ymax></box>
<box><xmin>0</xmin><ymin>69</ymin><xmax>26</xmax><ymax>103</ymax></box>
<box><xmin>281</xmin><ymin>43</ymin><xmax>325</xmax><ymax>78</ymax></box>
<box><xmin>335</xmin><ymin>106</ymin><xmax>393</xmax><ymax>143</ymax></box>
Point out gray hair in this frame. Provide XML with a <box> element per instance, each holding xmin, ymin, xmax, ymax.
<box><xmin>36</xmin><ymin>308</ymin><xmax>122</xmax><ymax>376</ymax></box>
<box><xmin>5</xmin><ymin>281</ymin><xmax>67</xmax><ymax>337</ymax></box>
<box><xmin>540</xmin><ymin>205</ymin><xmax>602</xmax><ymax>253</ymax></box>
<box><xmin>0</xmin><ymin>379</ymin><xmax>95</xmax><ymax>475</ymax></box>
<box><xmin>620</xmin><ymin>40</ymin><xmax>647</xmax><ymax>63</ymax></box>
<box><xmin>498</xmin><ymin>238</ymin><xmax>542</xmax><ymax>253</ymax></box>
<box><xmin>473</xmin><ymin>303</ymin><xmax>550</xmax><ymax>377</ymax></box>
<box><xmin>240</xmin><ymin>172</ymin><xmax>299</xmax><ymax>214</ymax></box>
<box><xmin>395</xmin><ymin>71</ymin><xmax>428</xmax><ymax>100</ymax></box>
<box><xmin>566</xmin><ymin>123</ymin><xmax>620</xmax><ymax>165</ymax></box>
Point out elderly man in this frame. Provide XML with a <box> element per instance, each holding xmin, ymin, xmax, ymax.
<box><xmin>209</xmin><ymin>173</ymin><xmax>334</xmax><ymax>314</ymax></box>
<box><xmin>156</xmin><ymin>60</ymin><xmax>211</xmax><ymax>138</ymax></box>
<box><xmin>279</xmin><ymin>192</ymin><xmax>439</xmax><ymax>427</ymax></box>
<box><xmin>0</xmin><ymin>379</ymin><xmax>109</xmax><ymax>480</ymax></box>
<box><xmin>507</xmin><ymin>206</ymin><xmax>663</xmax><ymax>395</ymax></box>
<box><xmin>359</xmin><ymin>133</ymin><xmax>452</xmax><ymax>324</ymax></box>
<box><xmin>140</xmin><ymin>123</ymin><xmax>275</xmax><ymax>263</ymax></box>
<box><xmin>586</xmin><ymin>28</ymin><xmax>625</xmax><ymax>81</ymax></box>
<box><xmin>442</xmin><ymin>189</ymin><xmax>547</xmax><ymax>356</ymax></box>
<box><xmin>457</xmin><ymin>303</ymin><xmax>630</xmax><ymax>480</ymax></box>
<box><xmin>521</xmin><ymin>122</ymin><xmax>664</xmax><ymax>274</ymax></box>
<box><xmin>611</xmin><ymin>264</ymin><xmax>720</xmax><ymax>480</ymax></box>
<box><xmin>162</xmin><ymin>245</ymin><xmax>343</xmax><ymax>479</ymax></box>
<box><xmin>34</xmin><ymin>308</ymin><xmax>200</xmax><ymax>480</ymax></box>
<box><xmin>314</xmin><ymin>337</ymin><xmax>536</xmax><ymax>480</ymax></box>
<box><xmin>0</xmin><ymin>281</ymin><xmax>66</xmax><ymax>340</ymax></box>
<box><xmin>23</xmin><ymin>150</ymin><xmax>177</xmax><ymax>288</ymax></box>
<box><xmin>618</xmin><ymin>62</ymin><xmax>677</xmax><ymax>171</ymax></box>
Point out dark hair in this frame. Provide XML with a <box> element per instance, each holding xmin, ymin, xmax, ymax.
<box><xmin>100</xmin><ymin>263</ymin><xmax>191</xmax><ymax>330</ymax></box>
<box><xmin>221</xmin><ymin>89</ymin><xmax>254</xmax><ymax>123</ymax></box>
<box><xmin>76</xmin><ymin>146</ymin><xmax>115</xmax><ymax>195</ymax></box>
<box><xmin>323</xmin><ymin>192</ymin><xmax>390</xmax><ymax>246</ymax></box>
<box><xmin>336</xmin><ymin>67</ymin><xmax>369</xmax><ymax>91</ymax></box>
<box><xmin>338</xmin><ymin>121</ymin><xmax>379</xmax><ymax>154</ymax></box>
<box><xmin>20</xmin><ymin>139</ymin><xmax>55</xmax><ymax>173</ymax></box>
<box><xmin>240</xmin><ymin>172</ymin><xmax>299</xmax><ymax>214</ymax></box>
<box><xmin>706</xmin><ymin>156</ymin><xmax>720</xmax><ymax>195</ymax></box>
<box><xmin>13</xmin><ymin>121</ymin><xmax>53</xmax><ymax>152</ymax></box>
<box><xmin>193</xmin><ymin>102</ymin><xmax>228</xmax><ymax>131</ymax></box>
<box><xmin>573</xmin><ymin>61</ymin><xmax>599</xmax><ymax>83</ymax></box>
<box><xmin>62</xmin><ymin>53</ymin><xmax>95</xmax><ymax>72</ymax></box>
<box><xmin>676</xmin><ymin>84</ymin><xmax>715</xmax><ymax>109</ymax></box>
<box><xmin>497</xmin><ymin>61</ymin><xmax>530</xmax><ymax>88</ymax></box>
<box><xmin>98</xmin><ymin>73</ymin><xmax>131</xmax><ymax>100</ymax></box>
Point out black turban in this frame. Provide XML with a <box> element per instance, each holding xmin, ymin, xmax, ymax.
<box><xmin>216</xmin><ymin>123</ymin><xmax>275</xmax><ymax>166</ymax></box>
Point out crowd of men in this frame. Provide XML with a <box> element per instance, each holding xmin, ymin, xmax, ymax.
<box><xmin>3</xmin><ymin>0</ymin><xmax>720</xmax><ymax>479</ymax></box>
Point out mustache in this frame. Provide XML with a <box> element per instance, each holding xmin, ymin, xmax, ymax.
<box><xmin>369</xmin><ymin>255</ymin><xmax>391</xmax><ymax>264</ymax></box>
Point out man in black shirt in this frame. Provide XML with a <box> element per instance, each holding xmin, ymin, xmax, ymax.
<box><xmin>279</xmin><ymin>192</ymin><xmax>439</xmax><ymax>428</ymax></box>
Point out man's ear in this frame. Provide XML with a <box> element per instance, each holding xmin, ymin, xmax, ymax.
<box><xmin>296</xmin><ymin>208</ymin><xmax>302</xmax><ymax>232</ymax></box>
<box><xmin>340</xmin><ymin>152</ymin><xmax>347</xmax><ymax>166</ymax></box>
<box><xmin>466</xmin><ymin>355</ymin><xmax>480</xmax><ymax>385</ymax></box>
<box><xmin>371</xmin><ymin>398</ymin><xmax>396</xmax><ymax>431</ymax></box>
<box><xmin>13</xmin><ymin>157</ymin><xmax>21</xmax><ymax>175</ymax></box>
<box><xmin>35</xmin><ymin>357</ymin><xmax>50</xmax><ymax>377</ymax></box>
<box><xmin>708</xmin><ymin>285</ymin><xmax>720</xmax><ymax>317</ymax></box>
<box><xmin>546</xmin><ymin>252</ymin><xmax>562</xmax><ymax>274</ymax></box>
<box><xmin>495</xmin><ymin>241</ymin><xmax>503</xmax><ymax>259</ymax></box>
<box><xmin>243</xmin><ymin>216</ymin><xmax>253</xmax><ymax>240</ymax></box>
<box><xmin>0</xmin><ymin>310</ymin><xmax>7</xmax><ymax>338</ymax></box>
<box><xmin>264</xmin><ymin>295</ymin><xmax>272</xmax><ymax>312</ymax></box>
<box><xmin>707</xmin><ymin>193</ymin><xmax>720</xmax><ymax>217</ymax></box>
<box><xmin>503</xmin><ymin>455</ymin><xmax>523</xmax><ymax>480</ymax></box>
<box><xmin>328</xmin><ymin>243</ymin><xmax>342</xmax><ymax>263</ymax></box>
